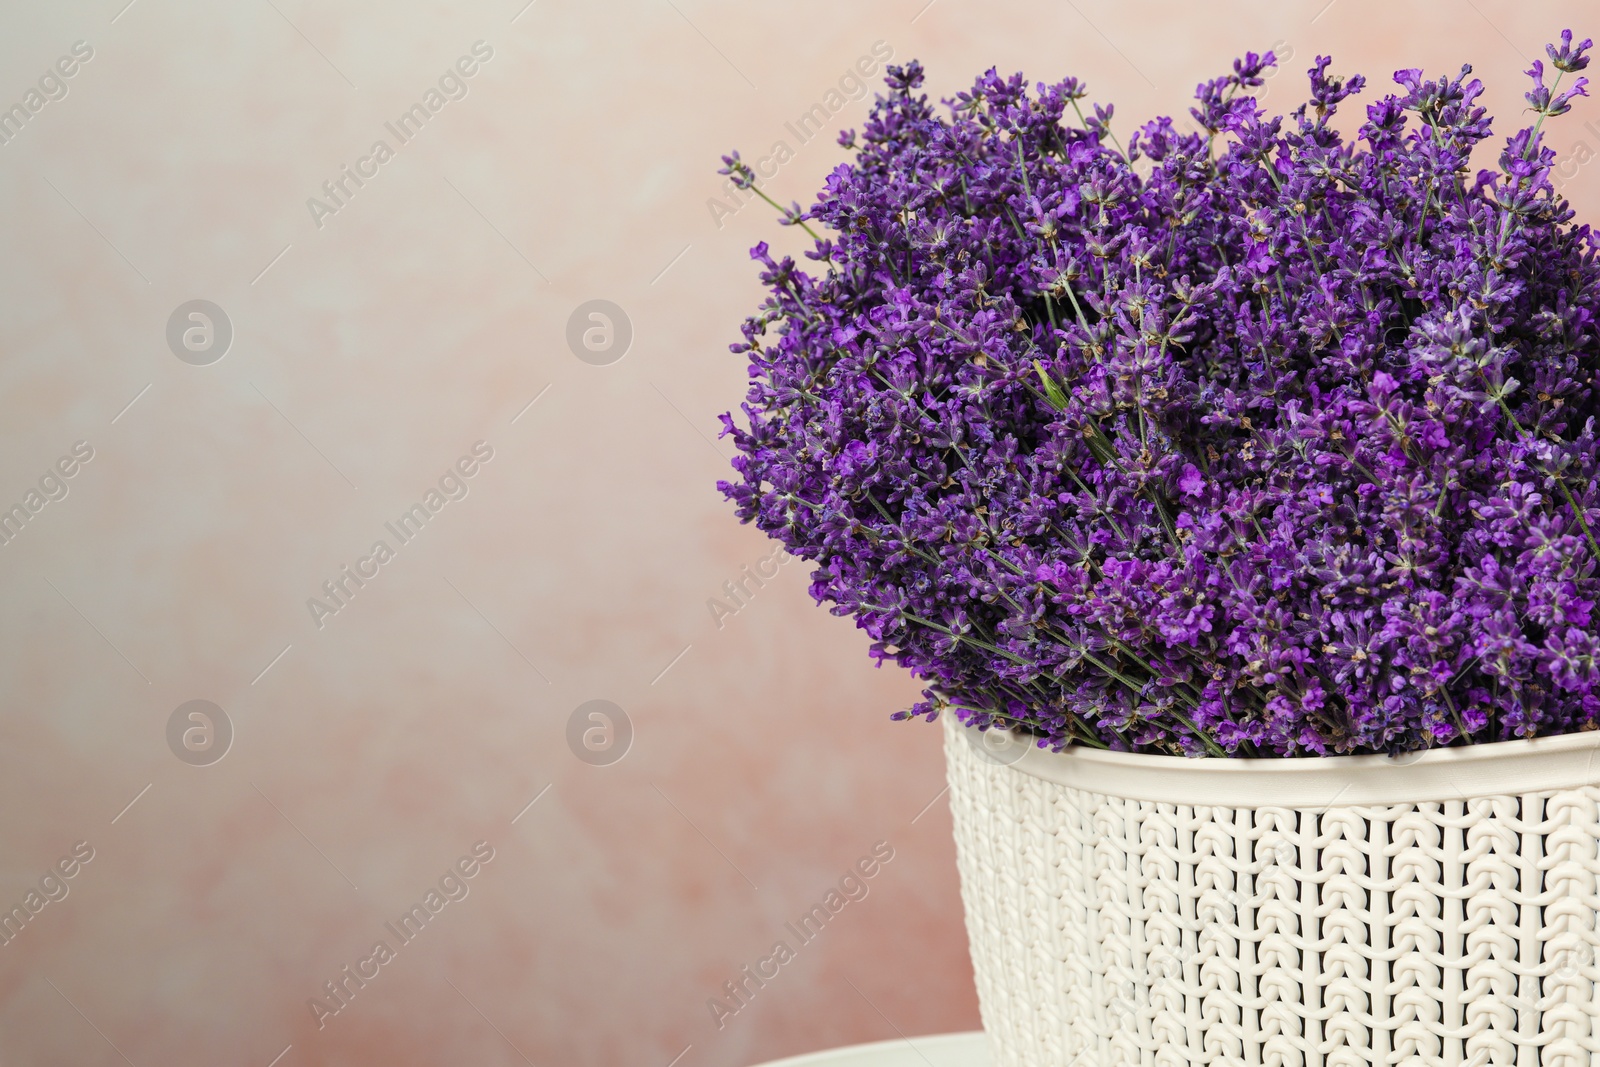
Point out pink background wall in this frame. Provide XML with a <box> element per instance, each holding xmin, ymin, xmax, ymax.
<box><xmin>0</xmin><ymin>1</ymin><xmax>1596</xmax><ymax>1064</ymax></box>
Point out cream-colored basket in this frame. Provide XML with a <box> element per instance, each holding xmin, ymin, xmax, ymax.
<box><xmin>942</xmin><ymin>711</ymin><xmax>1600</xmax><ymax>1066</ymax></box>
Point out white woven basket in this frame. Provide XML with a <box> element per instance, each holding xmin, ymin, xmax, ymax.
<box><xmin>942</xmin><ymin>711</ymin><xmax>1600</xmax><ymax>1066</ymax></box>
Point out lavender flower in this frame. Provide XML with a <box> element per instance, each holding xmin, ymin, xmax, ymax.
<box><xmin>718</xmin><ymin>37</ymin><xmax>1600</xmax><ymax>758</ymax></box>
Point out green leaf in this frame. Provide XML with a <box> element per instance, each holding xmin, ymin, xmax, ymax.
<box><xmin>1034</xmin><ymin>360</ymin><xmax>1069</xmax><ymax>411</ymax></box>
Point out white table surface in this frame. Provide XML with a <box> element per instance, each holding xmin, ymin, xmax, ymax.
<box><xmin>746</xmin><ymin>1031</ymin><xmax>989</xmax><ymax>1067</ymax></box>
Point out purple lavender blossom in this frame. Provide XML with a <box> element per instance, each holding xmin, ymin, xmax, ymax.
<box><xmin>718</xmin><ymin>38</ymin><xmax>1600</xmax><ymax>758</ymax></box>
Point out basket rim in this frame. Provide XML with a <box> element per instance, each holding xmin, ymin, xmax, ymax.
<box><xmin>944</xmin><ymin>712</ymin><xmax>1600</xmax><ymax>806</ymax></box>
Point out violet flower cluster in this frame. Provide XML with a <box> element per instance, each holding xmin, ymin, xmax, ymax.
<box><xmin>718</xmin><ymin>35</ymin><xmax>1600</xmax><ymax>757</ymax></box>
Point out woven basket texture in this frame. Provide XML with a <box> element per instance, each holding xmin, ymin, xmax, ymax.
<box><xmin>943</xmin><ymin>712</ymin><xmax>1600</xmax><ymax>1066</ymax></box>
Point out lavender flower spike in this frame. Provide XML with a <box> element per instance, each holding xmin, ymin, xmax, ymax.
<box><xmin>719</xmin><ymin>37</ymin><xmax>1600</xmax><ymax>758</ymax></box>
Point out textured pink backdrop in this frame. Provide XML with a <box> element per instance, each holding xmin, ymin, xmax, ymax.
<box><xmin>0</xmin><ymin>1</ymin><xmax>1596</xmax><ymax>1065</ymax></box>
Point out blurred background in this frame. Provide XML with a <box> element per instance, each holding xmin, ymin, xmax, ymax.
<box><xmin>0</xmin><ymin>1</ymin><xmax>1595</xmax><ymax>1064</ymax></box>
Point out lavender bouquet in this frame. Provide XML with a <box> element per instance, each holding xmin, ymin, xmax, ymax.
<box><xmin>717</xmin><ymin>35</ymin><xmax>1600</xmax><ymax>758</ymax></box>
